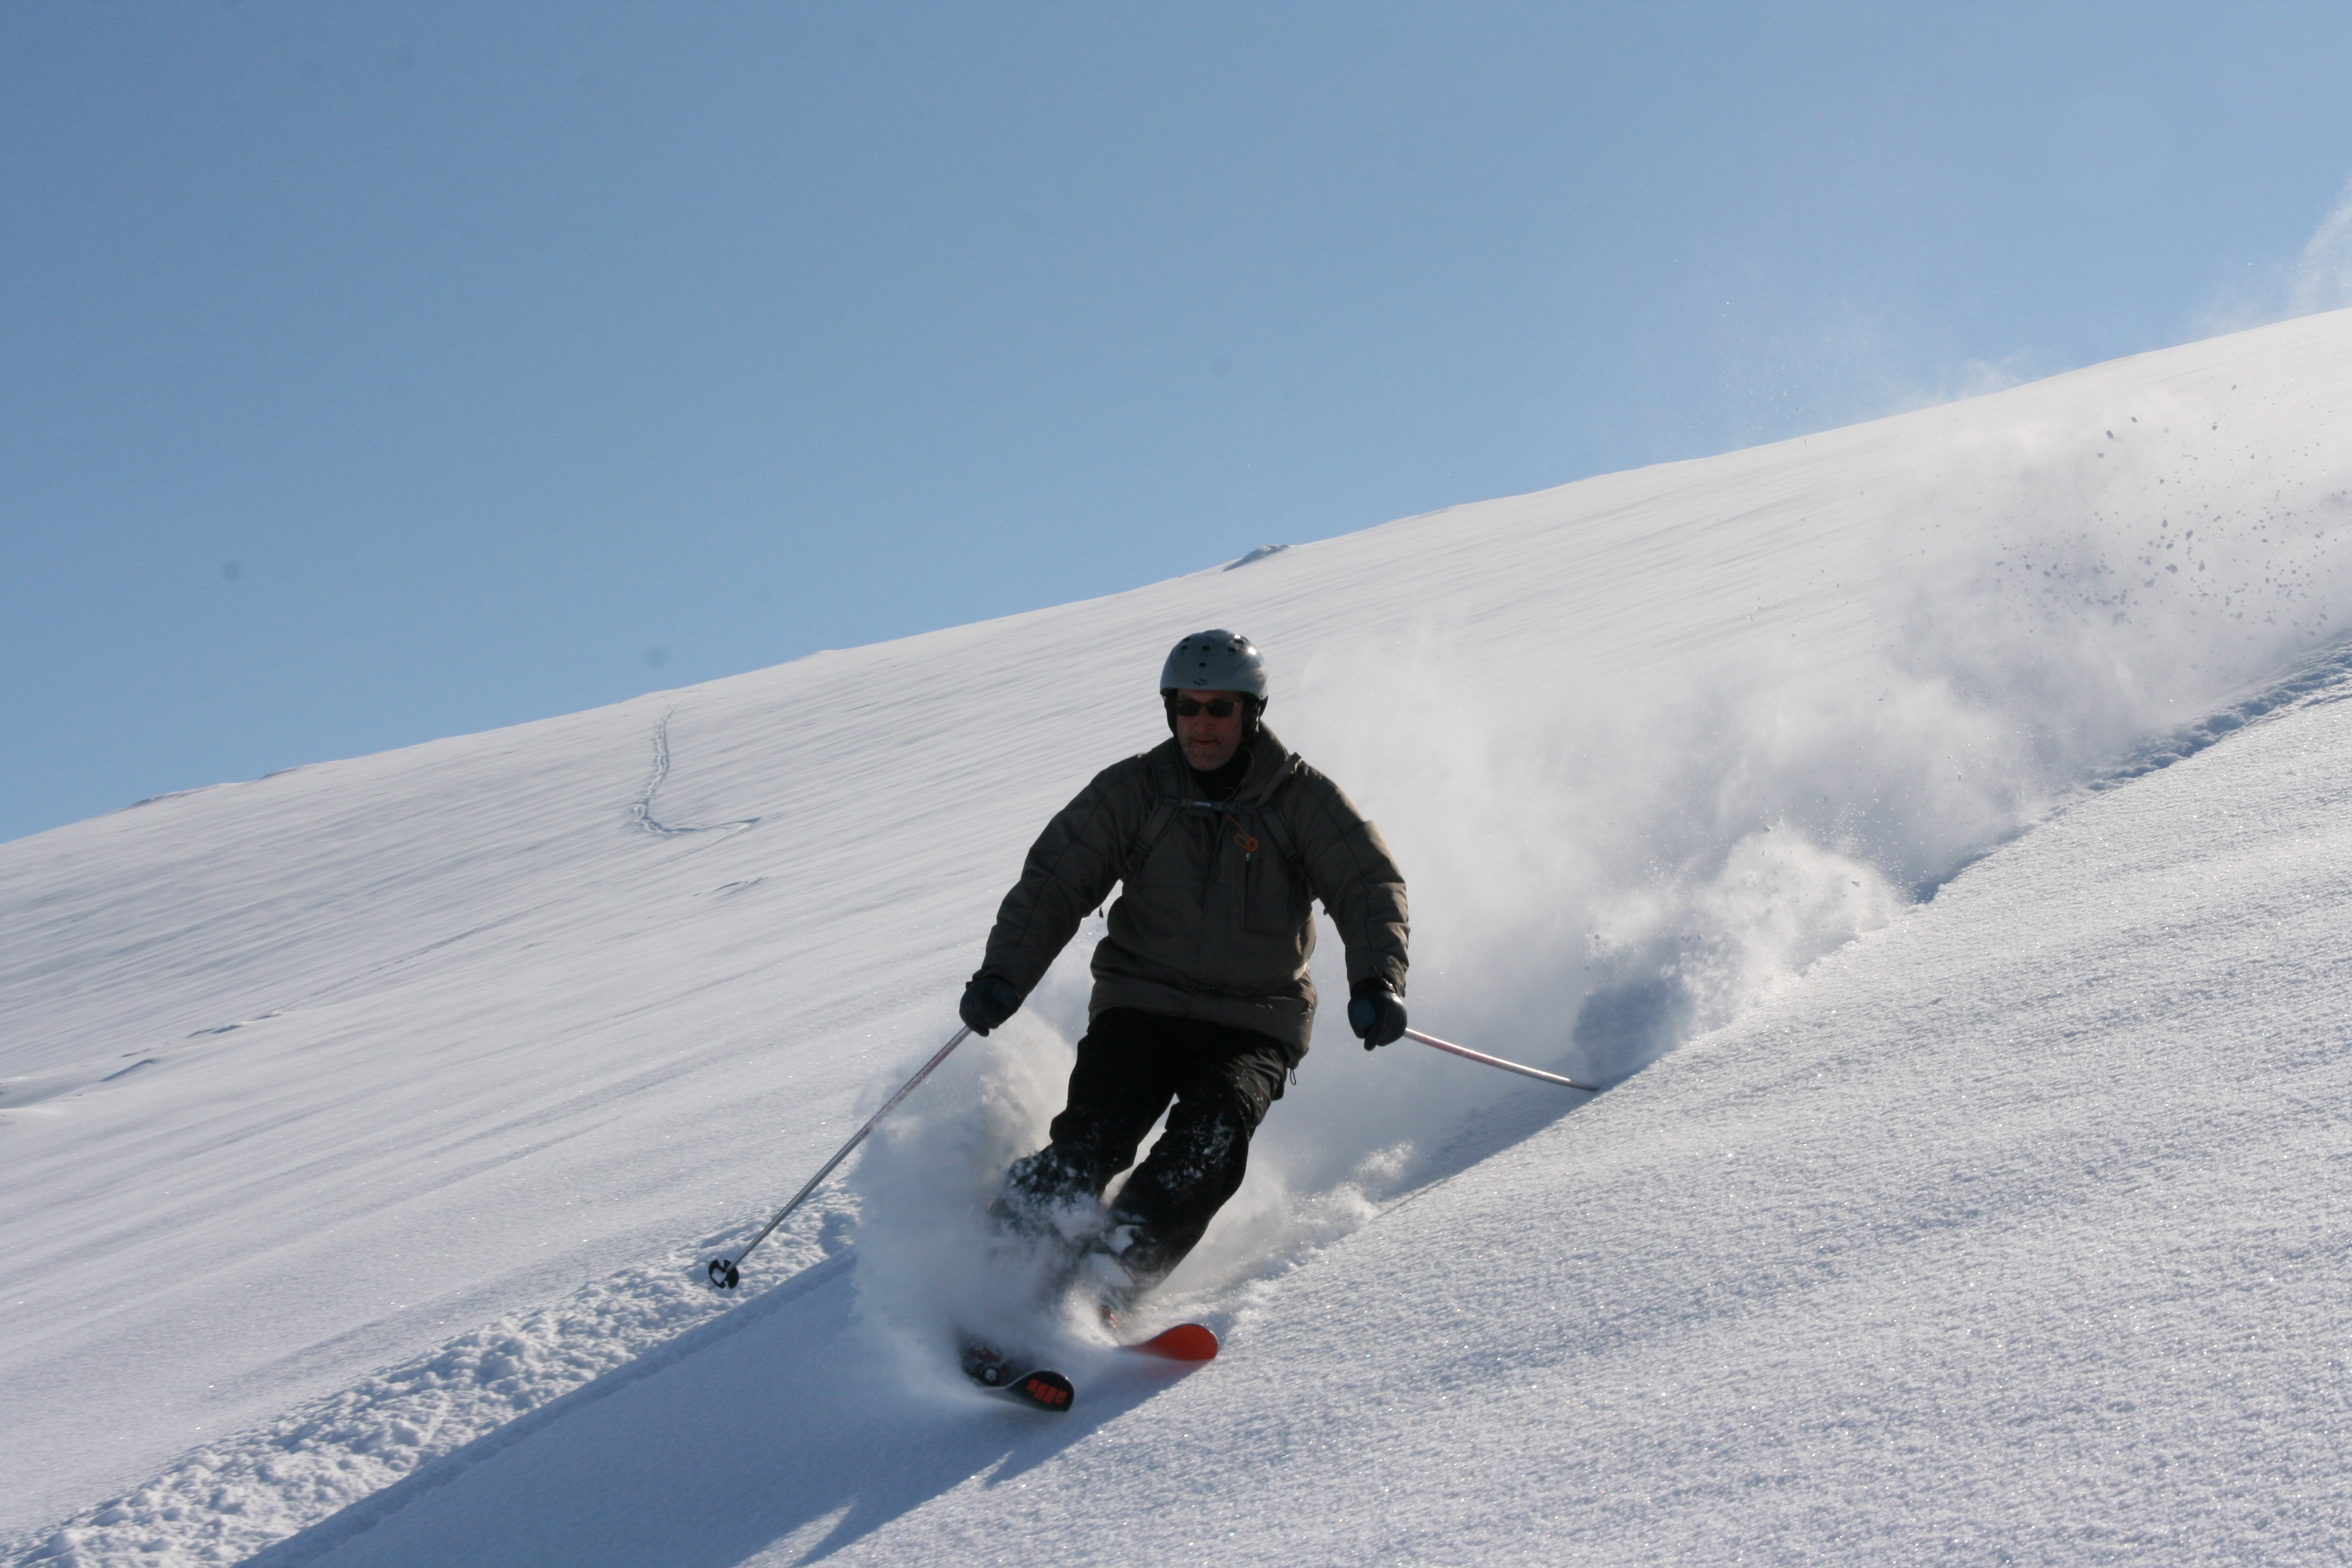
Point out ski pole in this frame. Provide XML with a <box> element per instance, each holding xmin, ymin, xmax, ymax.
<box><xmin>705</xmin><ymin>1024</ymin><xmax>973</xmax><ymax>1289</ymax></box>
<box><xmin>1402</xmin><ymin>1027</ymin><xmax>1598</xmax><ymax>1091</ymax></box>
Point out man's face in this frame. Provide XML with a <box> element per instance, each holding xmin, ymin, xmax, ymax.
<box><xmin>1174</xmin><ymin>688</ymin><xmax>1249</xmax><ymax>772</ymax></box>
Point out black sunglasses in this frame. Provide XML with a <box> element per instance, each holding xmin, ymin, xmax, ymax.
<box><xmin>1172</xmin><ymin>698</ymin><xmax>1241</xmax><ymax>719</ymax></box>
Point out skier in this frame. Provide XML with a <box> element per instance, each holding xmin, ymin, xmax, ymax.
<box><xmin>958</xmin><ymin>629</ymin><xmax>1410</xmax><ymax>1316</ymax></box>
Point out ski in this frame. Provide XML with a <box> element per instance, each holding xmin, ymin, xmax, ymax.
<box><xmin>993</xmin><ymin>1366</ymin><xmax>1076</xmax><ymax>1412</ymax></box>
<box><xmin>959</xmin><ymin>1334</ymin><xmax>1076</xmax><ymax>1413</ymax></box>
<box><xmin>955</xmin><ymin>1320</ymin><xmax>1210</xmax><ymax>1411</ymax></box>
<box><xmin>1122</xmin><ymin>1321</ymin><xmax>1218</xmax><ymax>1361</ymax></box>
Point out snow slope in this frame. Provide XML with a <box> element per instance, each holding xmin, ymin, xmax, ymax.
<box><xmin>5</xmin><ymin>309</ymin><xmax>2352</xmax><ymax>1564</ymax></box>
<box><xmin>275</xmin><ymin>616</ymin><xmax>2352</xmax><ymax>1568</ymax></box>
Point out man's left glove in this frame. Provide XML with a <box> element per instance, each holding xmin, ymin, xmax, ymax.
<box><xmin>1347</xmin><ymin>982</ymin><xmax>1407</xmax><ymax>1050</ymax></box>
<box><xmin>959</xmin><ymin>972</ymin><xmax>1023</xmax><ymax>1036</ymax></box>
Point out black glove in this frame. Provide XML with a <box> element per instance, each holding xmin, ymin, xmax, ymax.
<box><xmin>959</xmin><ymin>973</ymin><xmax>1022</xmax><ymax>1036</ymax></box>
<box><xmin>1347</xmin><ymin>982</ymin><xmax>1406</xmax><ymax>1050</ymax></box>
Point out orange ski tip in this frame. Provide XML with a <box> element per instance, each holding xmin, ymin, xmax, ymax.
<box><xmin>1129</xmin><ymin>1322</ymin><xmax>1220</xmax><ymax>1361</ymax></box>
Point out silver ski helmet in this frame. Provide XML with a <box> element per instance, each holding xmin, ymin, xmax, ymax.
<box><xmin>1160</xmin><ymin>629</ymin><xmax>1268</xmax><ymax>705</ymax></box>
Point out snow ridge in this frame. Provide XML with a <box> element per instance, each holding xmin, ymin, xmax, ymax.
<box><xmin>2088</xmin><ymin>627</ymin><xmax>2352</xmax><ymax>790</ymax></box>
<box><xmin>7</xmin><ymin>1243</ymin><xmax>849</xmax><ymax>1568</ymax></box>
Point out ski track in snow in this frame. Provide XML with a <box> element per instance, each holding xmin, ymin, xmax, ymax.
<box><xmin>9</xmin><ymin>311</ymin><xmax>2352</xmax><ymax>1565</ymax></box>
<box><xmin>632</xmin><ymin>708</ymin><xmax>765</xmax><ymax>838</ymax></box>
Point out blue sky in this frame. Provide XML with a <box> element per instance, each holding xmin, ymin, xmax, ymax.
<box><xmin>5</xmin><ymin>1</ymin><xmax>2351</xmax><ymax>844</ymax></box>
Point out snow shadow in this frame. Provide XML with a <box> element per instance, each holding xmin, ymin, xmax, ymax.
<box><xmin>247</xmin><ymin>1250</ymin><xmax>1202</xmax><ymax>1568</ymax></box>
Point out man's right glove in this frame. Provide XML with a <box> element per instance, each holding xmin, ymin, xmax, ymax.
<box><xmin>959</xmin><ymin>972</ymin><xmax>1023</xmax><ymax>1036</ymax></box>
<box><xmin>1347</xmin><ymin>982</ymin><xmax>1407</xmax><ymax>1050</ymax></box>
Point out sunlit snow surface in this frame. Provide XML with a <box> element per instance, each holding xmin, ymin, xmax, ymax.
<box><xmin>6</xmin><ymin>310</ymin><xmax>2352</xmax><ymax>1566</ymax></box>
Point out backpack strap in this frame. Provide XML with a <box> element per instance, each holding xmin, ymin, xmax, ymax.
<box><xmin>1250</xmin><ymin>786</ymin><xmax>1301</xmax><ymax>868</ymax></box>
<box><xmin>1124</xmin><ymin>798</ymin><xmax>1178</xmax><ymax>884</ymax></box>
<box><xmin>1174</xmin><ymin>788</ymin><xmax>1299</xmax><ymax>871</ymax></box>
<box><xmin>1126</xmin><ymin>753</ymin><xmax>1302</xmax><ymax>880</ymax></box>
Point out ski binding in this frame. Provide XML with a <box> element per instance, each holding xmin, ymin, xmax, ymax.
<box><xmin>960</xmin><ymin>1335</ymin><xmax>1076</xmax><ymax>1413</ymax></box>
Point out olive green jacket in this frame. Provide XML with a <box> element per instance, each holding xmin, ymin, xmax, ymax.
<box><xmin>978</xmin><ymin>726</ymin><xmax>1408</xmax><ymax>1059</ymax></box>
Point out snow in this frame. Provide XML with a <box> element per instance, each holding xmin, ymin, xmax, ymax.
<box><xmin>6</xmin><ymin>309</ymin><xmax>2352</xmax><ymax>1566</ymax></box>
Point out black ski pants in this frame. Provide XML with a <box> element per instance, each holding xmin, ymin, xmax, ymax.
<box><xmin>1003</xmin><ymin>1008</ymin><xmax>1290</xmax><ymax>1292</ymax></box>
